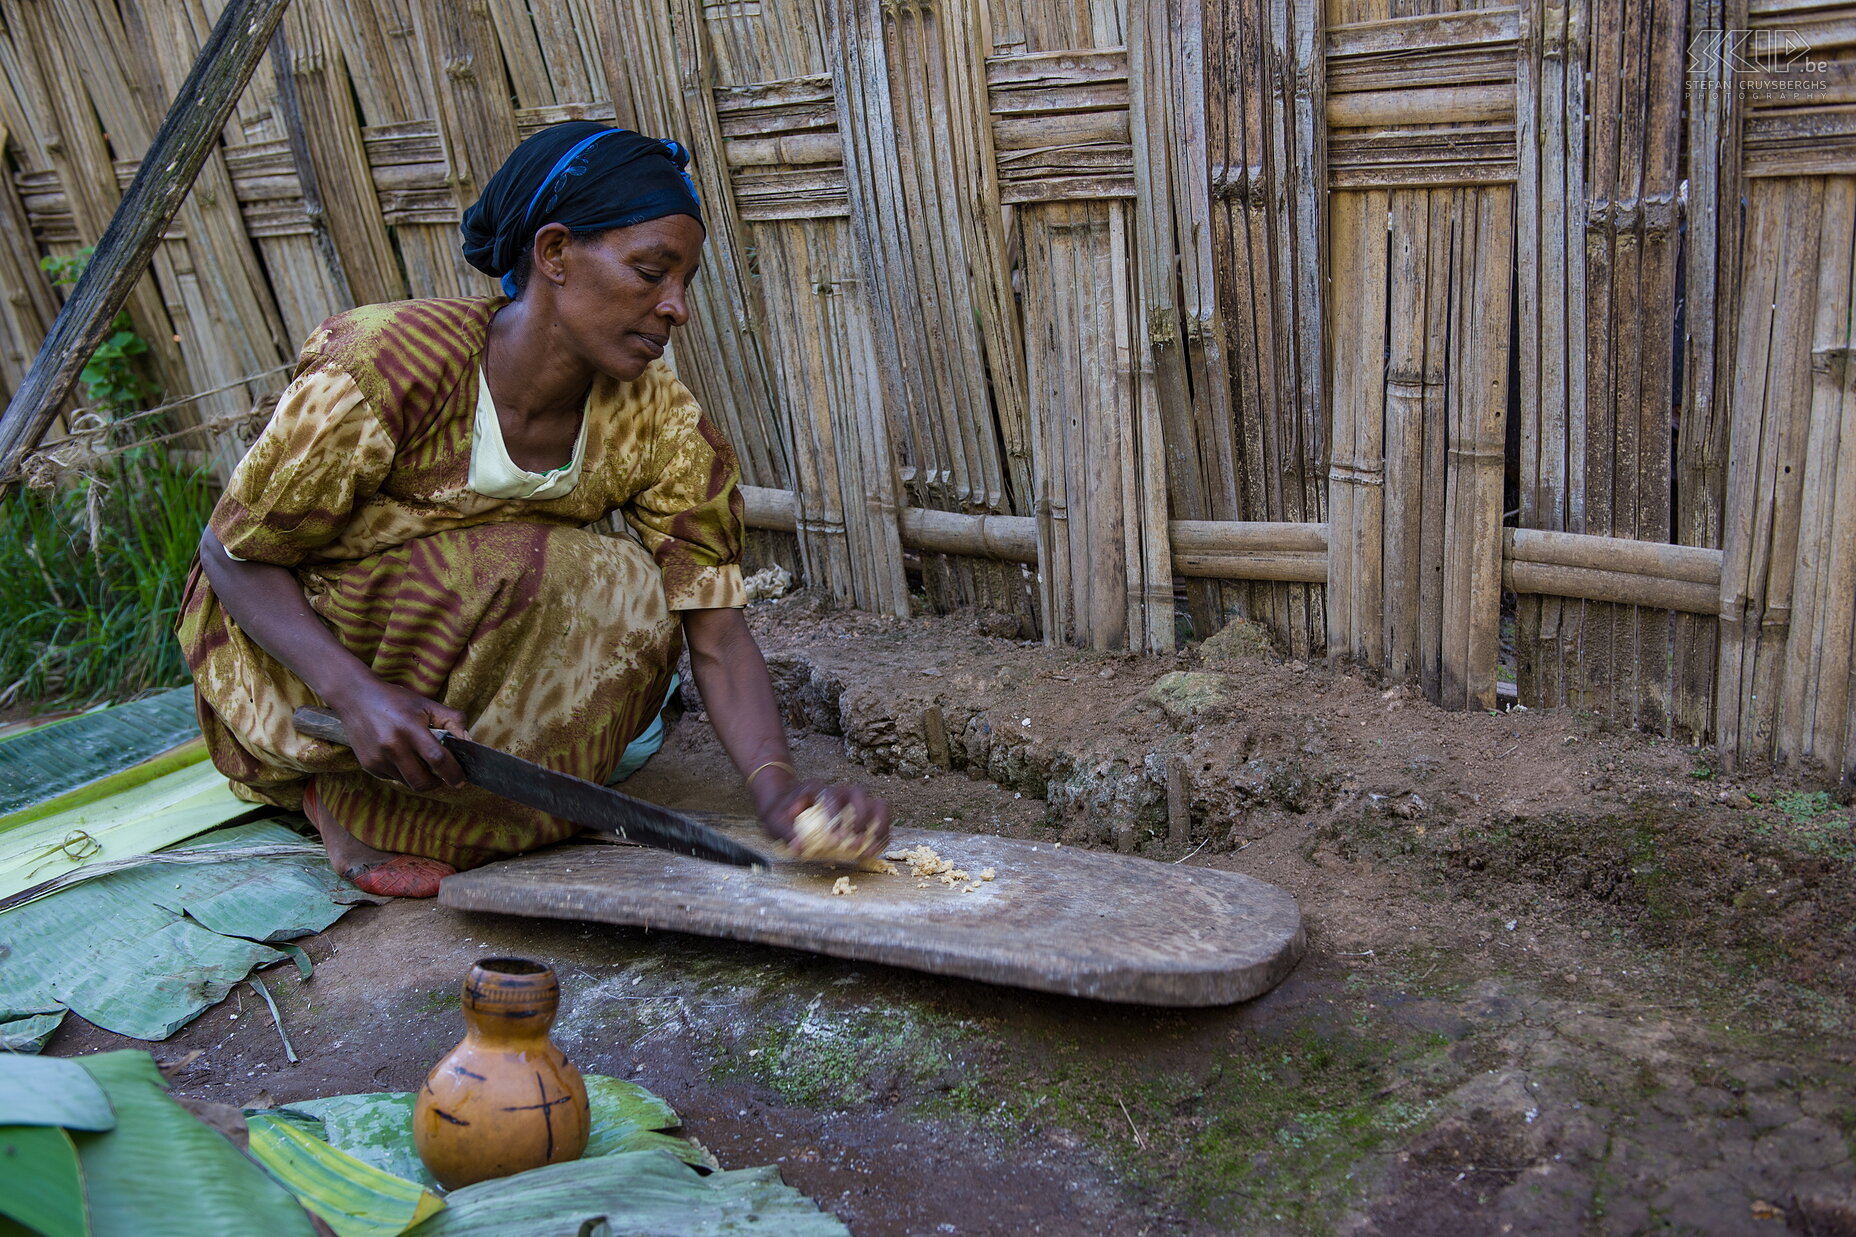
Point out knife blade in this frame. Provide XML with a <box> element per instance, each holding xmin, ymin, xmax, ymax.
<box><xmin>292</xmin><ymin>707</ymin><xmax>767</xmax><ymax>868</ymax></box>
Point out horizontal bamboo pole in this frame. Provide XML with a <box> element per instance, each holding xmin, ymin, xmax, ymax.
<box><xmin>744</xmin><ymin>488</ymin><xmax>1726</xmax><ymax>608</ymax></box>
<box><xmin>993</xmin><ymin>112</ymin><xmax>1130</xmax><ymax>150</ymax></box>
<box><xmin>743</xmin><ymin>486</ymin><xmax>1326</xmax><ymax>579</ymax></box>
<box><xmin>1174</xmin><ymin>551</ymin><xmax>1329</xmax><ymax>584</ymax></box>
<box><xmin>1326</xmin><ymin>84</ymin><xmax>1512</xmax><ymax>130</ymax></box>
<box><xmin>741</xmin><ymin>484</ymin><xmax>799</xmax><ymax>532</ymax></box>
<box><xmin>1503</xmin><ymin>561</ymin><xmax>1719</xmax><ymax>615</ymax></box>
<box><xmin>723</xmin><ymin>133</ymin><xmax>844</xmax><ymax>168</ymax></box>
<box><xmin>1325</xmin><ymin>8</ymin><xmax>1520</xmax><ymax>59</ymax></box>
<box><xmin>1171</xmin><ymin>519</ymin><xmax>1329</xmax><ymax>554</ymax></box>
<box><xmin>902</xmin><ymin>508</ymin><xmax>1042</xmax><ymax>563</ymax></box>
<box><xmin>1505</xmin><ymin>527</ymin><xmax>1723</xmax><ymax>585</ymax></box>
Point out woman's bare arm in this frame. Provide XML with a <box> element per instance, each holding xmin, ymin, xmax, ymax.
<box><xmin>681</xmin><ymin>605</ymin><xmax>890</xmax><ymax>856</ymax></box>
<box><xmin>198</xmin><ymin>528</ymin><xmax>469</xmax><ymax>791</ymax></box>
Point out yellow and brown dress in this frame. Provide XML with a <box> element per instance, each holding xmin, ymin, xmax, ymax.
<box><xmin>177</xmin><ymin>295</ymin><xmax>744</xmax><ymax>868</ymax></box>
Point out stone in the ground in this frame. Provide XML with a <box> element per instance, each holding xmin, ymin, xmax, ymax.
<box><xmin>1146</xmin><ymin>670</ymin><xmax>1241</xmax><ymax>732</ymax></box>
<box><xmin>1197</xmin><ymin>616</ymin><xmax>1278</xmax><ymax>668</ymax></box>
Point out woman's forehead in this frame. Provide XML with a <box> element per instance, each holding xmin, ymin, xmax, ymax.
<box><xmin>606</xmin><ymin>216</ymin><xmax>705</xmax><ymax>263</ymax></box>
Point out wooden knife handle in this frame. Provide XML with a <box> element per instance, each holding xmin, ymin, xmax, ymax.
<box><xmin>292</xmin><ymin>706</ymin><xmax>351</xmax><ymax>747</ymax></box>
<box><xmin>293</xmin><ymin>706</ymin><xmax>452</xmax><ymax>750</ymax></box>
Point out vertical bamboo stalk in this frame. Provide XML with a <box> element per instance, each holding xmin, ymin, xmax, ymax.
<box><xmin>1133</xmin><ymin>0</ymin><xmax>1220</xmax><ymax>648</ymax></box>
<box><xmin>1579</xmin><ymin>0</ymin><xmax>1623</xmax><ymax>715</ymax></box>
<box><xmin>1781</xmin><ymin>181</ymin><xmax>1856</xmax><ymax>765</ymax></box>
<box><xmin>1324</xmin><ymin>188</ymin><xmax>1364</xmax><ymax>661</ymax></box>
<box><xmin>1632</xmin><ymin>0</ymin><xmax>1686</xmax><ymax>733</ymax></box>
<box><xmin>1383</xmin><ymin>192</ymin><xmax>1429</xmax><ymax>680</ymax></box>
<box><xmin>1284</xmin><ymin>0</ymin><xmax>1328</xmax><ymax>655</ymax></box>
<box><xmin>1718</xmin><ymin>179</ymin><xmax>1817</xmax><ymax>763</ymax></box>
<box><xmin>0</xmin><ymin>122</ymin><xmax>59</xmax><ymax>395</ymax></box>
<box><xmin>1417</xmin><ymin>190</ymin><xmax>1454</xmax><ymax>702</ymax></box>
<box><xmin>1811</xmin><ymin>215</ymin><xmax>1856</xmax><ymax>772</ymax></box>
<box><xmin>277</xmin><ymin>4</ymin><xmax>406</xmax><ymax>308</ymax></box>
<box><xmin>1465</xmin><ymin>187</ymin><xmax>1515</xmax><ymax>710</ymax></box>
<box><xmin>412</xmin><ymin>0</ymin><xmax>519</xmax><ymax>211</ymax></box>
<box><xmin>1604</xmin><ymin>0</ymin><xmax>1648</xmax><ymax>724</ymax></box>
<box><xmin>1515</xmin><ymin>0</ymin><xmax>1585</xmax><ymax>710</ymax></box>
<box><xmin>1676</xmin><ymin>0</ymin><xmax>1745</xmax><ymax>746</ymax></box>
<box><xmin>1355</xmin><ymin>187</ymin><xmax>1388</xmax><ymax>674</ymax></box>
<box><xmin>1749</xmin><ymin>180</ymin><xmax>1826</xmax><ymax>760</ymax></box>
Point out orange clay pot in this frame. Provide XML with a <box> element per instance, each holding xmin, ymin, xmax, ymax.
<box><xmin>413</xmin><ymin>957</ymin><xmax>590</xmax><ymax>1189</ymax></box>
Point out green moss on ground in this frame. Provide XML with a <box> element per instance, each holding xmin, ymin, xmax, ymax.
<box><xmin>717</xmin><ymin>983</ymin><xmax>1461</xmax><ymax>1234</ymax></box>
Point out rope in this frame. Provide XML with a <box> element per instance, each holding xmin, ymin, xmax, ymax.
<box><xmin>2</xmin><ymin>361</ymin><xmax>293</xmax><ymax>489</ymax></box>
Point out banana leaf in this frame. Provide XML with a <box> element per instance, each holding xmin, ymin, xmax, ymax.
<box><xmin>0</xmin><ymin>821</ymin><xmax>361</xmax><ymax>1048</ymax></box>
<box><xmin>69</xmin><ymin>1051</ymin><xmax>317</xmax><ymax>1237</ymax></box>
<box><xmin>273</xmin><ymin>1075</ymin><xmax>708</xmax><ymax>1190</ymax></box>
<box><xmin>0</xmin><ymin>687</ymin><xmax>200</xmax><ymax>816</ymax></box>
<box><xmin>0</xmin><ymin>1055</ymin><xmax>115</xmax><ymax>1130</ymax></box>
<box><xmin>0</xmin><ymin>1124</ymin><xmax>88</xmax><ymax>1237</ymax></box>
<box><xmin>0</xmin><ymin>759</ymin><xmax>258</xmax><ymax>902</ymax></box>
<box><xmin>247</xmin><ymin>1114</ymin><xmax>445</xmax><ymax>1237</ymax></box>
<box><xmin>403</xmin><ymin>1153</ymin><xmax>849</xmax><ymax>1237</ymax></box>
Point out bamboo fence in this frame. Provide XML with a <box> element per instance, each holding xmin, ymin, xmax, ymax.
<box><xmin>2</xmin><ymin>0</ymin><xmax>1854</xmax><ymax>777</ymax></box>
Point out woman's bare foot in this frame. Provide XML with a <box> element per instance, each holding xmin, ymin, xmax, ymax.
<box><xmin>302</xmin><ymin>779</ymin><xmax>455</xmax><ymax>898</ymax></box>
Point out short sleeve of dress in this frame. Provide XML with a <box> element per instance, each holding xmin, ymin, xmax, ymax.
<box><xmin>622</xmin><ymin>388</ymin><xmax>746</xmax><ymax>611</ymax></box>
<box><xmin>210</xmin><ymin>366</ymin><xmax>396</xmax><ymax>567</ymax></box>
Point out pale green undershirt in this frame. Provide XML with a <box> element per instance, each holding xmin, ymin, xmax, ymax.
<box><xmin>223</xmin><ymin>369</ymin><xmax>592</xmax><ymax>564</ymax></box>
<box><xmin>468</xmin><ymin>366</ymin><xmax>589</xmax><ymax>500</ymax></box>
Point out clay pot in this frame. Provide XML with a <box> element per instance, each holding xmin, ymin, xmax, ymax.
<box><xmin>413</xmin><ymin>957</ymin><xmax>590</xmax><ymax>1189</ymax></box>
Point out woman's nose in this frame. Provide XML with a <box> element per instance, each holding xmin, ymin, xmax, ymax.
<box><xmin>657</xmin><ymin>279</ymin><xmax>691</xmax><ymax>327</ymax></box>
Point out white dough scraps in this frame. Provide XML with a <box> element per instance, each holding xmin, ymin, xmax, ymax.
<box><xmin>821</xmin><ymin>841</ymin><xmax>999</xmax><ymax>898</ymax></box>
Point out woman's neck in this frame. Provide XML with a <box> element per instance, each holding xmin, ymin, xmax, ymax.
<box><xmin>484</xmin><ymin>298</ymin><xmax>593</xmax><ymax>426</ymax></box>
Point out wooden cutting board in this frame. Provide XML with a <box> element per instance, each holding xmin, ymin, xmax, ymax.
<box><xmin>437</xmin><ymin>820</ymin><xmax>1304</xmax><ymax>1006</ymax></box>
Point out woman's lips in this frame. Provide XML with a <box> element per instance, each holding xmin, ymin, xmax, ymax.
<box><xmin>632</xmin><ymin>332</ymin><xmax>667</xmax><ymax>358</ymax></box>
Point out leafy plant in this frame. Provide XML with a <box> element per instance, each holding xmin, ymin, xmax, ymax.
<box><xmin>0</xmin><ymin>445</ymin><xmax>214</xmax><ymax>708</ymax></box>
<box><xmin>1774</xmin><ymin>789</ymin><xmax>1836</xmax><ymax>824</ymax></box>
<box><xmin>39</xmin><ymin>248</ymin><xmax>160</xmax><ymax>415</ymax></box>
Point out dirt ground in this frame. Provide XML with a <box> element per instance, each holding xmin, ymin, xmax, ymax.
<box><xmin>49</xmin><ymin>595</ymin><xmax>1856</xmax><ymax>1236</ymax></box>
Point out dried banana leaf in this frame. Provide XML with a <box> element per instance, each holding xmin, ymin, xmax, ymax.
<box><xmin>247</xmin><ymin>1114</ymin><xmax>445</xmax><ymax>1237</ymax></box>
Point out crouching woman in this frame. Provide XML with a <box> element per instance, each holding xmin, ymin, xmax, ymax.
<box><xmin>178</xmin><ymin>122</ymin><xmax>888</xmax><ymax>897</ymax></box>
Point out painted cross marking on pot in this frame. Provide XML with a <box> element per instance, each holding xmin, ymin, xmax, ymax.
<box><xmin>499</xmin><ymin>1072</ymin><xmax>573</xmax><ymax>1158</ymax></box>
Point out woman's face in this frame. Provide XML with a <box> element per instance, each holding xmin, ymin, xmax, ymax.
<box><xmin>536</xmin><ymin>214</ymin><xmax>705</xmax><ymax>382</ymax></box>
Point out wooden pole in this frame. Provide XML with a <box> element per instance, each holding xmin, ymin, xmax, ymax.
<box><xmin>0</xmin><ymin>0</ymin><xmax>294</xmax><ymax>481</ymax></box>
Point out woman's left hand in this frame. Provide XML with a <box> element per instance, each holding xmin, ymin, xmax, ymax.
<box><xmin>755</xmin><ymin>777</ymin><xmax>892</xmax><ymax>860</ymax></box>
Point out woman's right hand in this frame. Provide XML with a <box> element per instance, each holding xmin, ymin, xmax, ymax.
<box><xmin>326</xmin><ymin>678</ymin><xmax>475</xmax><ymax>793</ymax></box>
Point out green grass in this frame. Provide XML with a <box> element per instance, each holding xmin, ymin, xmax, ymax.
<box><xmin>0</xmin><ymin>445</ymin><xmax>213</xmax><ymax>709</ymax></box>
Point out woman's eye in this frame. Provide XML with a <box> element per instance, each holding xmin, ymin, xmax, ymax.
<box><xmin>635</xmin><ymin>268</ymin><xmax>666</xmax><ymax>282</ymax></box>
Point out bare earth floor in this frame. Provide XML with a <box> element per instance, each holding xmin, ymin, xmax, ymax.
<box><xmin>49</xmin><ymin>598</ymin><xmax>1856</xmax><ymax>1236</ymax></box>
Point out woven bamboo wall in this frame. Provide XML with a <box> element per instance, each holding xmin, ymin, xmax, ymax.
<box><xmin>2</xmin><ymin>0</ymin><xmax>1854</xmax><ymax>777</ymax></box>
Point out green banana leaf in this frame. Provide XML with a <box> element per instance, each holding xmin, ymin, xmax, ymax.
<box><xmin>0</xmin><ymin>1124</ymin><xmax>88</xmax><ymax>1237</ymax></box>
<box><xmin>0</xmin><ymin>759</ymin><xmax>258</xmax><ymax>902</ymax></box>
<box><xmin>0</xmin><ymin>821</ymin><xmax>361</xmax><ymax>1048</ymax></box>
<box><xmin>0</xmin><ymin>1055</ymin><xmax>114</xmax><ymax>1130</ymax></box>
<box><xmin>247</xmin><ymin>1113</ymin><xmax>446</xmax><ymax>1237</ymax></box>
<box><xmin>273</xmin><ymin>1075</ymin><xmax>708</xmax><ymax>1190</ymax></box>
<box><xmin>0</xmin><ymin>686</ymin><xmax>200</xmax><ymax>817</ymax></box>
<box><xmin>69</xmin><ymin>1051</ymin><xmax>316</xmax><ymax>1237</ymax></box>
<box><xmin>404</xmin><ymin>1153</ymin><xmax>849</xmax><ymax>1237</ymax></box>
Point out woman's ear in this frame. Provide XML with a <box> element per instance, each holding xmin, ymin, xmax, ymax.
<box><xmin>531</xmin><ymin>222</ymin><xmax>575</xmax><ymax>288</ymax></box>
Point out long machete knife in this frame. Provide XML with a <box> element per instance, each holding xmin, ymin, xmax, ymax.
<box><xmin>292</xmin><ymin>707</ymin><xmax>766</xmax><ymax>868</ymax></box>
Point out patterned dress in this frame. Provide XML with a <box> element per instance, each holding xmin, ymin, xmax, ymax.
<box><xmin>177</xmin><ymin>296</ymin><xmax>745</xmax><ymax>868</ymax></box>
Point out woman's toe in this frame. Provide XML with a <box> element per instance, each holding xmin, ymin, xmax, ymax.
<box><xmin>345</xmin><ymin>855</ymin><xmax>457</xmax><ymax>899</ymax></box>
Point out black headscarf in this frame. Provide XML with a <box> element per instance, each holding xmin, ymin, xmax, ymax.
<box><xmin>461</xmin><ymin>121</ymin><xmax>704</xmax><ymax>297</ymax></box>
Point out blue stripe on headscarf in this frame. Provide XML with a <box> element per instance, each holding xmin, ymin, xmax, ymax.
<box><xmin>461</xmin><ymin>121</ymin><xmax>704</xmax><ymax>295</ymax></box>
